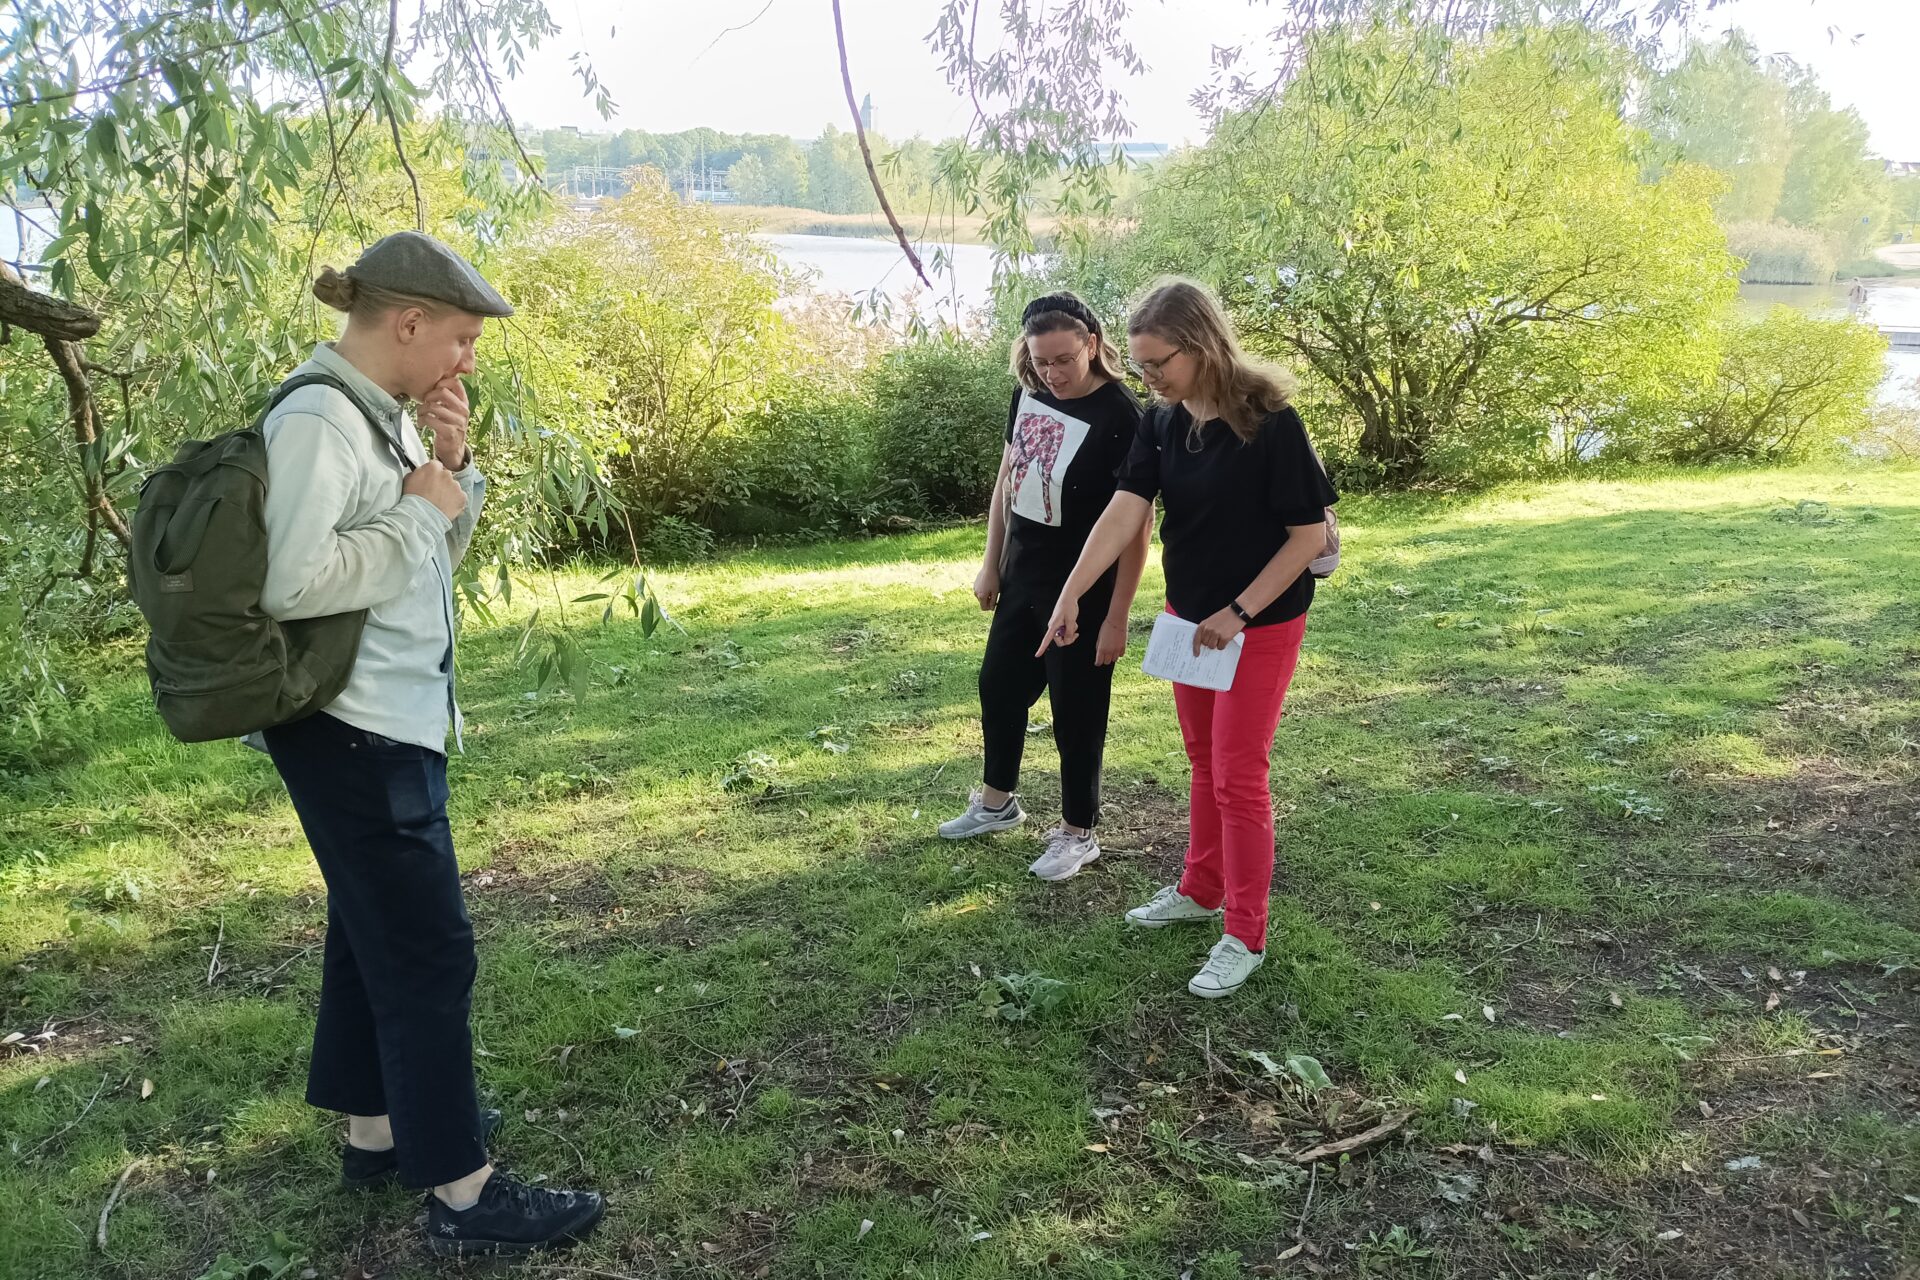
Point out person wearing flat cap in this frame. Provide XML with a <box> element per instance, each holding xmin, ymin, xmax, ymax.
<box><xmin>256</xmin><ymin>231</ymin><xmax>604</xmax><ymax>1257</ymax></box>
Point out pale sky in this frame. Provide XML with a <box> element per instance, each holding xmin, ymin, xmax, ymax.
<box><xmin>499</xmin><ymin>0</ymin><xmax>1920</xmax><ymax>159</ymax></box>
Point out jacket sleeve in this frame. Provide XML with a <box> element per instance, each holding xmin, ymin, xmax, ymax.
<box><xmin>446</xmin><ymin>460</ymin><xmax>486</xmax><ymax>569</ymax></box>
<box><xmin>260</xmin><ymin>411</ymin><xmax>452</xmax><ymax>620</ymax></box>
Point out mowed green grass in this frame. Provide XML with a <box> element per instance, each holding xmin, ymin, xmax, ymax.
<box><xmin>3</xmin><ymin>464</ymin><xmax>1917</xmax><ymax>1279</ymax></box>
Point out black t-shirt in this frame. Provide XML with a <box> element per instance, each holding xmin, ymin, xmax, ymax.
<box><xmin>1116</xmin><ymin>403</ymin><xmax>1338</xmax><ymax>627</ymax></box>
<box><xmin>1002</xmin><ymin>380</ymin><xmax>1143</xmax><ymax>589</ymax></box>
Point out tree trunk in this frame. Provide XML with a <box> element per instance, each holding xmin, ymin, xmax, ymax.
<box><xmin>45</xmin><ymin>334</ymin><xmax>133</xmax><ymax>550</ymax></box>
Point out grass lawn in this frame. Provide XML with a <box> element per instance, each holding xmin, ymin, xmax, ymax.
<box><xmin>3</xmin><ymin>463</ymin><xmax>1918</xmax><ymax>1280</ymax></box>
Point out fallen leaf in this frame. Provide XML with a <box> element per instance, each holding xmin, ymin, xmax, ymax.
<box><xmin>1806</xmin><ymin>1071</ymin><xmax>1838</xmax><ymax>1080</ymax></box>
<box><xmin>857</xmin><ymin>1219</ymin><xmax>873</xmax><ymax>1240</ymax></box>
<box><xmin>1681</xmin><ymin>1161</ymin><xmax>1697</xmax><ymax>1174</ymax></box>
<box><xmin>969</xmin><ymin>963</ymin><xmax>981</xmax><ymax>979</ymax></box>
<box><xmin>954</xmin><ymin>903</ymin><xmax>980</xmax><ymax>915</ymax></box>
<box><xmin>1656</xmin><ymin>1229</ymin><xmax>1684</xmax><ymax>1241</ymax></box>
<box><xmin>1699</xmin><ymin>1100</ymin><xmax>1715</xmax><ymax>1119</ymax></box>
<box><xmin>1455</xmin><ymin>1069</ymin><xmax>1469</xmax><ymax>1084</ymax></box>
<box><xmin>1608</xmin><ymin>991</ymin><xmax>1623</xmax><ymax>1008</ymax></box>
<box><xmin>1482</xmin><ymin>1005</ymin><xmax>1496</xmax><ymax>1023</ymax></box>
<box><xmin>0</xmin><ymin>1032</ymin><xmax>22</xmax><ymax>1047</ymax></box>
<box><xmin>1764</xmin><ymin>992</ymin><xmax>1781</xmax><ymax>1012</ymax></box>
<box><xmin>1441</xmin><ymin>1013</ymin><xmax>1464</xmax><ymax>1021</ymax></box>
<box><xmin>35</xmin><ymin>1075</ymin><xmax>51</xmax><ymax>1091</ymax></box>
<box><xmin>140</xmin><ymin>1079</ymin><xmax>154</xmax><ymax>1100</ymax></box>
<box><xmin>700</xmin><ymin>1242</ymin><xmax>720</xmax><ymax>1255</ymax></box>
<box><xmin>1369</xmin><ymin>901</ymin><xmax>1382</xmax><ymax>911</ymax></box>
<box><xmin>1789</xmin><ymin>1208</ymin><xmax>1812</xmax><ymax>1229</ymax></box>
<box><xmin>1726</xmin><ymin>1155</ymin><xmax>1763</xmax><ymax>1171</ymax></box>
<box><xmin>1084</xmin><ymin>1143</ymin><xmax>1110</xmax><ymax>1153</ymax></box>
<box><xmin>1590</xmin><ymin>1093</ymin><xmax>1607</xmax><ymax>1101</ymax></box>
<box><xmin>1767</xmin><ymin>966</ymin><xmax>1784</xmax><ymax>982</ymax></box>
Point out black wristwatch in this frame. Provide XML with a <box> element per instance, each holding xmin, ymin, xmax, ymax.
<box><xmin>1228</xmin><ymin>599</ymin><xmax>1253</xmax><ymax>624</ymax></box>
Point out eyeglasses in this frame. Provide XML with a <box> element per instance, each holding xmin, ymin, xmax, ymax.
<box><xmin>1126</xmin><ymin>348</ymin><xmax>1182</xmax><ymax>378</ymax></box>
<box><xmin>1030</xmin><ymin>350</ymin><xmax>1088</xmax><ymax>372</ymax></box>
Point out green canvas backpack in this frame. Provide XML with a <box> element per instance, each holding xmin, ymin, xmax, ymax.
<box><xmin>129</xmin><ymin>374</ymin><xmax>414</xmax><ymax>743</ymax></box>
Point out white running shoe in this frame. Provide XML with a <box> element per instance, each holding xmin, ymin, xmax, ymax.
<box><xmin>1124</xmin><ymin>885</ymin><xmax>1224</xmax><ymax>929</ymax></box>
<box><xmin>1188</xmin><ymin>934</ymin><xmax>1264</xmax><ymax>999</ymax></box>
<box><xmin>1029</xmin><ymin>828</ymin><xmax>1100</xmax><ymax>881</ymax></box>
<box><xmin>938</xmin><ymin>790</ymin><xmax>1027</xmax><ymax>839</ymax></box>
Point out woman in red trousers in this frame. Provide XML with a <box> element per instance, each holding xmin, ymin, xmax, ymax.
<box><xmin>1040</xmin><ymin>278</ymin><xmax>1337</xmax><ymax>999</ymax></box>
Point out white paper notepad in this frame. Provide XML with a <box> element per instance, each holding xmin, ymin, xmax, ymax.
<box><xmin>1141</xmin><ymin>613</ymin><xmax>1244</xmax><ymax>691</ymax></box>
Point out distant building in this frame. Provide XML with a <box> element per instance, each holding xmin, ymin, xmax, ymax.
<box><xmin>1083</xmin><ymin>140</ymin><xmax>1172</xmax><ymax>165</ymax></box>
<box><xmin>1885</xmin><ymin>159</ymin><xmax>1920</xmax><ymax>175</ymax></box>
<box><xmin>861</xmin><ymin>94</ymin><xmax>875</xmax><ymax>134</ymax></box>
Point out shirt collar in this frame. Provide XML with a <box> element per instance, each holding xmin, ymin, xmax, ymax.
<box><xmin>310</xmin><ymin>343</ymin><xmax>404</xmax><ymax>425</ymax></box>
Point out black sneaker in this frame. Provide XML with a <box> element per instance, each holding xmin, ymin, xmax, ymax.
<box><xmin>339</xmin><ymin>1109</ymin><xmax>503</xmax><ymax>1190</ymax></box>
<box><xmin>424</xmin><ymin>1171</ymin><xmax>606</xmax><ymax>1257</ymax></box>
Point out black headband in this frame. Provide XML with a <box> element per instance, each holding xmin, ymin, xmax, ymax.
<box><xmin>1022</xmin><ymin>293</ymin><xmax>1101</xmax><ymax>337</ymax></box>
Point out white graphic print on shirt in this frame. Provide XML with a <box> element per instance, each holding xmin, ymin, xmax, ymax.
<box><xmin>1008</xmin><ymin>392</ymin><xmax>1091</xmax><ymax>528</ymax></box>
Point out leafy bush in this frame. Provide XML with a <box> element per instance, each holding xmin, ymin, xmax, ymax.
<box><xmin>495</xmin><ymin>172</ymin><xmax>798</xmax><ymax>534</ymax></box>
<box><xmin>1655</xmin><ymin>307</ymin><xmax>1886</xmax><ymax>462</ymax></box>
<box><xmin>867</xmin><ymin>334</ymin><xmax>1011</xmax><ymax>516</ymax></box>
<box><xmin>641</xmin><ymin>515</ymin><xmax>717</xmax><ymax>564</ymax></box>
<box><xmin>1726</xmin><ymin>221</ymin><xmax>1837</xmax><ymax>285</ymax></box>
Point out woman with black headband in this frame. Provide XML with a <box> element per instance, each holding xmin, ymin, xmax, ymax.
<box><xmin>938</xmin><ymin>292</ymin><xmax>1149</xmax><ymax>882</ymax></box>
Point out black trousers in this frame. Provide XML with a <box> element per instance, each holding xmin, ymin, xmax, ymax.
<box><xmin>979</xmin><ymin>570</ymin><xmax>1117</xmax><ymax>830</ymax></box>
<box><xmin>262</xmin><ymin>711</ymin><xmax>487</xmax><ymax>1188</ymax></box>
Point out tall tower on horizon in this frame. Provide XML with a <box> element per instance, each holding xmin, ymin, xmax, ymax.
<box><xmin>861</xmin><ymin>93</ymin><xmax>875</xmax><ymax>134</ymax></box>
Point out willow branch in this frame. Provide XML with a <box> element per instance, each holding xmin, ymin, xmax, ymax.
<box><xmin>830</xmin><ymin>0</ymin><xmax>931</xmax><ymax>289</ymax></box>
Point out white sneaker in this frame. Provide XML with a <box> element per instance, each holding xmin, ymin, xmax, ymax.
<box><xmin>1188</xmin><ymin>934</ymin><xmax>1264</xmax><ymax>999</ymax></box>
<box><xmin>1124</xmin><ymin>885</ymin><xmax>1223</xmax><ymax>929</ymax></box>
<box><xmin>1029</xmin><ymin>828</ymin><xmax>1100</xmax><ymax>882</ymax></box>
<box><xmin>938</xmin><ymin>790</ymin><xmax>1026</xmax><ymax>839</ymax></box>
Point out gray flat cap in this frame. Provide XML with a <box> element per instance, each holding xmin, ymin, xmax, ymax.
<box><xmin>346</xmin><ymin>231</ymin><xmax>514</xmax><ymax>317</ymax></box>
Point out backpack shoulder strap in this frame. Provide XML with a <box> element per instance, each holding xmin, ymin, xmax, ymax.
<box><xmin>261</xmin><ymin>373</ymin><xmax>416</xmax><ymax>474</ymax></box>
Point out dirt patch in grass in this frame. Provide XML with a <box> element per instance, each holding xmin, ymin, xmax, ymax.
<box><xmin>1701</xmin><ymin>771</ymin><xmax>1920</xmax><ymax>927</ymax></box>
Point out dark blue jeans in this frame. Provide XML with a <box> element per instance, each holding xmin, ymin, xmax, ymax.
<box><xmin>263</xmin><ymin>711</ymin><xmax>486</xmax><ymax>1188</ymax></box>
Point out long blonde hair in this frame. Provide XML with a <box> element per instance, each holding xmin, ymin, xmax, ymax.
<box><xmin>1127</xmin><ymin>277</ymin><xmax>1296</xmax><ymax>442</ymax></box>
<box><xmin>1008</xmin><ymin>290</ymin><xmax>1128</xmax><ymax>394</ymax></box>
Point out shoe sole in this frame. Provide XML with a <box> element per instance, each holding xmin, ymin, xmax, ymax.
<box><xmin>1125</xmin><ymin>909</ymin><xmax>1223</xmax><ymax>929</ymax></box>
<box><xmin>939</xmin><ymin>812</ymin><xmax>1026</xmax><ymax>840</ymax></box>
<box><xmin>424</xmin><ymin>1198</ymin><xmax>607</xmax><ymax>1258</ymax></box>
<box><xmin>1032</xmin><ymin>848</ymin><xmax>1100</xmax><ymax>882</ymax></box>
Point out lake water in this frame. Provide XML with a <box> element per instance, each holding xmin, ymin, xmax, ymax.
<box><xmin>759</xmin><ymin>233</ymin><xmax>997</xmax><ymax>323</ymax></box>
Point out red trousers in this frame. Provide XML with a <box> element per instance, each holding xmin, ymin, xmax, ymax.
<box><xmin>1171</xmin><ymin>611</ymin><xmax>1307</xmax><ymax>952</ymax></box>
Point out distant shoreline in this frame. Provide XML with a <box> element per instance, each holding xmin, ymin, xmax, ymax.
<box><xmin>710</xmin><ymin>204</ymin><xmax>1060</xmax><ymax>248</ymax></box>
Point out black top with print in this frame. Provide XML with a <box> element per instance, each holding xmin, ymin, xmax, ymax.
<box><xmin>1001</xmin><ymin>380</ymin><xmax>1143</xmax><ymax>590</ymax></box>
<box><xmin>1115</xmin><ymin>403</ymin><xmax>1338</xmax><ymax>627</ymax></box>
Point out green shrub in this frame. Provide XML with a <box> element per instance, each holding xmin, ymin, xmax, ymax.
<box><xmin>641</xmin><ymin>515</ymin><xmax>717</xmax><ymax>564</ymax></box>
<box><xmin>867</xmin><ymin>334</ymin><xmax>1011</xmax><ymax>516</ymax></box>
<box><xmin>1655</xmin><ymin>306</ymin><xmax>1886</xmax><ymax>462</ymax></box>
<box><xmin>1726</xmin><ymin>221</ymin><xmax>1837</xmax><ymax>285</ymax></box>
